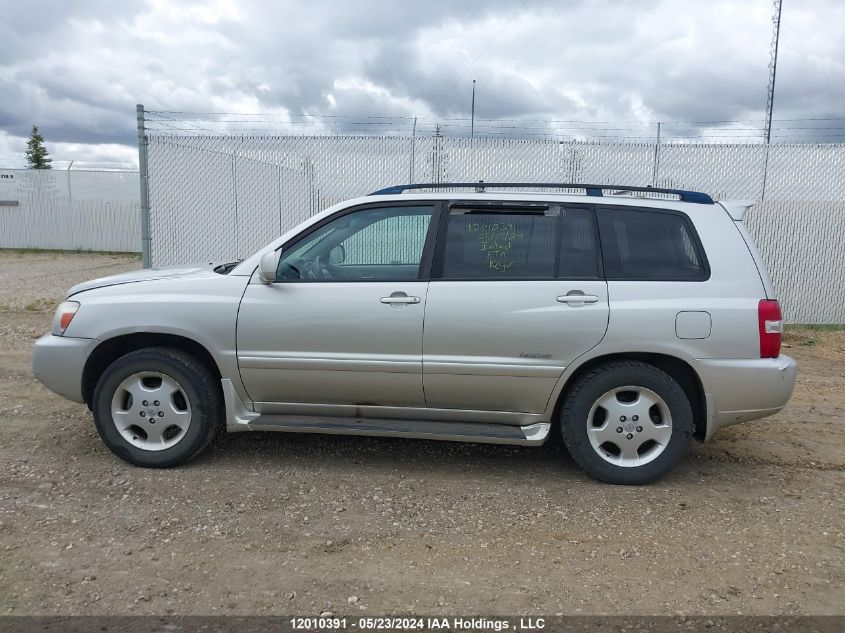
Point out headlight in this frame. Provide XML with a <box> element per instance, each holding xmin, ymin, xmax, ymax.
<box><xmin>52</xmin><ymin>301</ymin><xmax>80</xmax><ymax>336</ymax></box>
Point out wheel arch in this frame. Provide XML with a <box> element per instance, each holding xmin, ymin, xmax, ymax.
<box><xmin>553</xmin><ymin>352</ymin><xmax>708</xmax><ymax>442</ymax></box>
<box><xmin>82</xmin><ymin>333</ymin><xmax>222</xmax><ymax>409</ymax></box>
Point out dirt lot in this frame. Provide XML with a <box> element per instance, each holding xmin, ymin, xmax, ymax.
<box><xmin>0</xmin><ymin>251</ymin><xmax>842</xmax><ymax>616</ymax></box>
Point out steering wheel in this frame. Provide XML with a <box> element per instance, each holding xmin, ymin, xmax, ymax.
<box><xmin>301</xmin><ymin>255</ymin><xmax>333</xmax><ymax>280</ymax></box>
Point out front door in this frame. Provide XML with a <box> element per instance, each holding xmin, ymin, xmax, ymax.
<box><xmin>422</xmin><ymin>202</ymin><xmax>609</xmax><ymax>414</ymax></box>
<box><xmin>237</xmin><ymin>203</ymin><xmax>436</xmax><ymax>408</ymax></box>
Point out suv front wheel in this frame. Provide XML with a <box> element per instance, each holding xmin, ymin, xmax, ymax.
<box><xmin>561</xmin><ymin>360</ymin><xmax>694</xmax><ymax>485</ymax></box>
<box><xmin>92</xmin><ymin>347</ymin><xmax>223</xmax><ymax>468</ymax></box>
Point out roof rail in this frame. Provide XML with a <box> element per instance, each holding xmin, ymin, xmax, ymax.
<box><xmin>369</xmin><ymin>182</ymin><xmax>714</xmax><ymax>204</ymax></box>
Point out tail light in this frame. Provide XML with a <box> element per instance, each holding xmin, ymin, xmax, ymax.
<box><xmin>758</xmin><ymin>300</ymin><xmax>783</xmax><ymax>358</ymax></box>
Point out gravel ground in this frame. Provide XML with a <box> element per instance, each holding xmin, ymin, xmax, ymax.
<box><xmin>0</xmin><ymin>250</ymin><xmax>140</xmax><ymax>312</ymax></box>
<box><xmin>0</xmin><ymin>252</ymin><xmax>842</xmax><ymax>616</ymax></box>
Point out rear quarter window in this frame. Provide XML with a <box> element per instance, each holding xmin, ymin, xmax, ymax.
<box><xmin>596</xmin><ymin>207</ymin><xmax>709</xmax><ymax>281</ymax></box>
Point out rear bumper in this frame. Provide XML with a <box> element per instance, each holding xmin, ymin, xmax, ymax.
<box><xmin>692</xmin><ymin>355</ymin><xmax>797</xmax><ymax>441</ymax></box>
<box><xmin>32</xmin><ymin>334</ymin><xmax>98</xmax><ymax>404</ymax></box>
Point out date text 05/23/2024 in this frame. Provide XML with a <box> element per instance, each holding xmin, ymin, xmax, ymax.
<box><xmin>289</xmin><ymin>616</ymin><xmax>546</xmax><ymax>631</ymax></box>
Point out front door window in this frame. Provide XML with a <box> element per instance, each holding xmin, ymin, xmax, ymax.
<box><xmin>278</xmin><ymin>206</ymin><xmax>433</xmax><ymax>281</ymax></box>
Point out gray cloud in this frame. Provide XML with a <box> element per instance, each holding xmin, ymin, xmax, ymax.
<box><xmin>0</xmin><ymin>0</ymin><xmax>842</xmax><ymax>165</ymax></box>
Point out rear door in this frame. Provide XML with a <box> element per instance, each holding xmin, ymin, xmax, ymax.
<box><xmin>422</xmin><ymin>202</ymin><xmax>609</xmax><ymax>414</ymax></box>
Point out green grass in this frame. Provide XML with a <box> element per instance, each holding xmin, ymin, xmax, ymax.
<box><xmin>24</xmin><ymin>298</ymin><xmax>55</xmax><ymax>312</ymax></box>
<box><xmin>0</xmin><ymin>247</ymin><xmax>141</xmax><ymax>258</ymax></box>
<box><xmin>783</xmin><ymin>323</ymin><xmax>844</xmax><ymax>349</ymax></box>
<box><xmin>785</xmin><ymin>323</ymin><xmax>845</xmax><ymax>332</ymax></box>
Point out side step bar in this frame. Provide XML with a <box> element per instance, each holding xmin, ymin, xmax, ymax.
<box><xmin>246</xmin><ymin>414</ymin><xmax>551</xmax><ymax>446</ymax></box>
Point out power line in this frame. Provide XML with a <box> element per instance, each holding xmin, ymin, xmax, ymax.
<box><xmin>145</xmin><ymin>110</ymin><xmax>845</xmax><ymax>126</ymax></box>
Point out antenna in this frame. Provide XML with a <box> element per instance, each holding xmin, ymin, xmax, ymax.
<box><xmin>764</xmin><ymin>0</ymin><xmax>783</xmax><ymax>144</ymax></box>
<box><xmin>471</xmin><ymin>80</ymin><xmax>477</xmax><ymax>139</ymax></box>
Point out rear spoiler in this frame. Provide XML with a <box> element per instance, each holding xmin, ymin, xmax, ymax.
<box><xmin>719</xmin><ymin>200</ymin><xmax>756</xmax><ymax>221</ymax></box>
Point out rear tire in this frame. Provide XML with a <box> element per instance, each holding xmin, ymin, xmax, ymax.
<box><xmin>92</xmin><ymin>347</ymin><xmax>223</xmax><ymax>468</ymax></box>
<box><xmin>560</xmin><ymin>360</ymin><xmax>693</xmax><ymax>485</ymax></box>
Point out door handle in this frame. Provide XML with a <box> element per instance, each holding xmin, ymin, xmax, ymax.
<box><xmin>380</xmin><ymin>295</ymin><xmax>421</xmax><ymax>304</ymax></box>
<box><xmin>557</xmin><ymin>294</ymin><xmax>599</xmax><ymax>304</ymax></box>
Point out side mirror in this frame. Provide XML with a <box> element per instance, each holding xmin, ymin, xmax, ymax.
<box><xmin>329</xmin><ymin>244</ymin><xmax>346</xmax><ymax>265</ymax></box>
<box><xmin>258</xmin><ymin>250</ymin><xmax>280</xmax><ymax>283</ymax></box>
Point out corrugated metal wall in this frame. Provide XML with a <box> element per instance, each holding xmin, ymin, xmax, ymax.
<box><xmin>0</xmin><ymin>169</ymin><xmax>139</xmax><ymax>252</ymax></box>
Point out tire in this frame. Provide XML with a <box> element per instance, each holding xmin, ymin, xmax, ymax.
<box><xmin>92</xmin><ymin>347</ymin><xmax>223</xmax><ymax>468</ymax></box>
<box><xmin>560</xmin><ymin>360</ymin><xmax>693</xmax><ymax>485</ymax></box>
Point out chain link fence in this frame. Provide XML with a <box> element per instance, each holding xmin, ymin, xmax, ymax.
<box><xmin>2</xmin><ymin>128</ymin><xmax>841</xmax><ymax>323</ymax></box>
<box><xmin>0</xmin><ymin>168</ymin><xmax>139</xmax><ymax>252</ymax></box>
<box><xmin>143</xmin><ymin>131</ymin><xmax>844</xmax><ymax>323</ymax></box>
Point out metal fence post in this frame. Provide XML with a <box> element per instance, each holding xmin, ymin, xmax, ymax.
<box><xmin>136</xmin><ymin>104</ymin><xmax>152</xmax><ymax>267</ymax></box>
<box><xmin>760</xmin><ymin>144</ymin><xmax>771</xmax><ymax>202</ymax></box>
<box><xmin>409</xmin><ymin>117</ymin><xmax>417</xmax><ymax>182</ymax></box>
<box><xmin>231</xmin><ymin>139</ymin><xmax>241</xmax><ymax>257</ymax></box>
<box><xmin>66</xmin><ymin>160</ymin><xmax>73</xmax><ymax>214</ymax></box>
<box><xmin>276</xmin><ymin>164</ymin><xmax>283</xmax><ymax>236</ymax></box>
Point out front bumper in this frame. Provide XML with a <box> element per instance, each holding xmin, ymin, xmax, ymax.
<box><xmin>32</xmin><ymin>334</ymin><xmax>99</xmax><ymax>404</ymax></box>
<box><xmin>692</xmin><ymin>355</ymin><xmax>798</xmax><ymax>441</ymax></box>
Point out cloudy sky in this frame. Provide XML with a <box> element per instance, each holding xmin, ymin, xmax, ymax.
<box><xmin>0</xmin><ymin>0</ymin><xmax>842</xmax><ymax>168</ymax></box>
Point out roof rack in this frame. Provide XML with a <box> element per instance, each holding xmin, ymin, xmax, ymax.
<box><xmin>369</xmin><ymin>182</ymin><xmax>714</xmax><ymax>205</ymax></box>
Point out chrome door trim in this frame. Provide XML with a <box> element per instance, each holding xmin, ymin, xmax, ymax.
<box><xmin>238</xmin><ymin>355</ymin><xmax>419</xmax><ymax>373</ymax></box>
<box><xmin>424</xmin><ymin>361</ymin><xmax>564</xmax><ymax>378</ymax></box>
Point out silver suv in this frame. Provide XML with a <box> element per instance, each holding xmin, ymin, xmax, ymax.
<box><xmin>33</xmin><ymin>183</ymin><xmax>797</xmax><ymax>484</ymax></box>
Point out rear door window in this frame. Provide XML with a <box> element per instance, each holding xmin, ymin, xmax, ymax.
<box><xmin>437</xmin><ymin>208</ymin><xmax>557</xmax><ymax>280</ymax></box>
<box><xmin>596</xmin><ymin>207</ymin><xmax>708</xmax><ymax>280</ymax></box>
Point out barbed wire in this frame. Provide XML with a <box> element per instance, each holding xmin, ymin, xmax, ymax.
<box><xmin>146</xmin><ymin>110</ymin><xmax>845</xmax><ymax>124</ymax></box>
<box><xmin>0</xmin><ymin>160</ymin><xmax>138</xmax><ymax>170</ymax></box>
<box><xmin>141</xmin><ymin>110</ymin><xmax>845</xmax><ymax>144</ymax></box>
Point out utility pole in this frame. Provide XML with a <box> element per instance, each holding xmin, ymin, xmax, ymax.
<box><xmin>651</xmin><ymin>122</ymin><xmax>662</xmax><ymax>187</ymax></box>
<box><xmin>764</xmin><ymin>0</ymin><xmax>783</xmax><ymax>144</ymax></box>
<box><xmin>432</xmin><ymin>124</ymin><xmax>444</xmax><ymax>183</ymax></box>
<box><xmin>471</xmin><ymin>80</ymin><xmax>476</xmax><ymax>139</ymax></box>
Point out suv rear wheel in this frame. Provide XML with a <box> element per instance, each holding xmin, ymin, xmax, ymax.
<box><xmin>92</xmin><ymin>347</ymin><xmax>223</xmax><ymax>468</ymax></box>
<box><xmin>560</xmin><ymin>360</ymin><xmax>693</xmax><ymax>485</ymax></box>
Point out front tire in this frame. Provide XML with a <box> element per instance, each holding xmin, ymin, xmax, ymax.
<box><xmin>92</xmin><ymin>347</ymin><xmax>223</xmax><ymax>468</ymax></box>
<box><xmin>560</xmin><ymin>361</ymin><xmax>693</xmax><ymax>485</ymax></box>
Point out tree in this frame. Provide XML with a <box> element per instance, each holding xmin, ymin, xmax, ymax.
<box><xmin>26</xmin><ymin>125</ymin><xmax>52</xmax><ymax>169</ymax></box>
